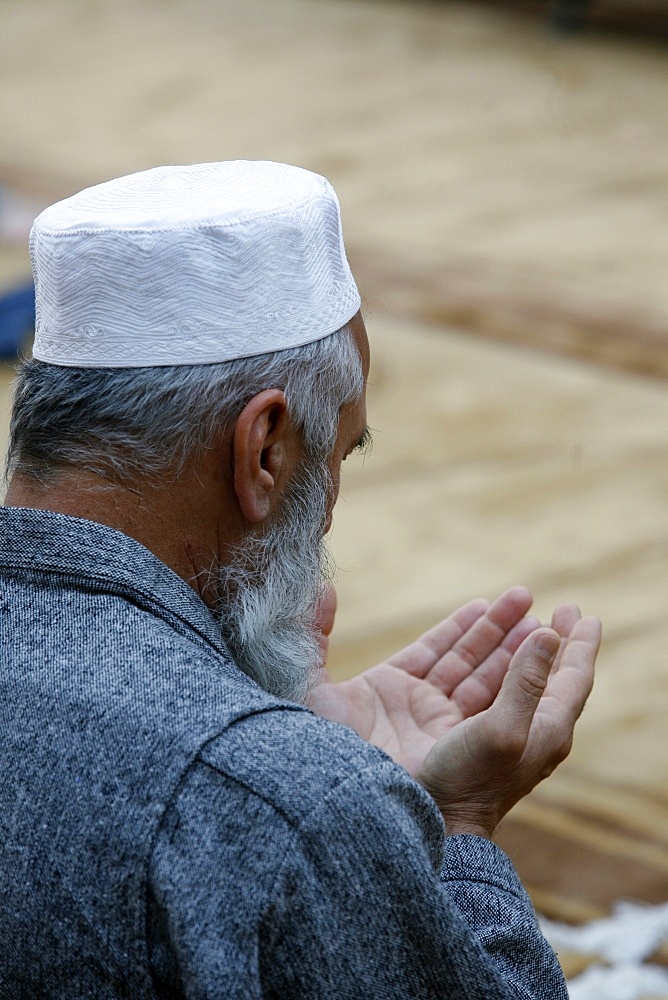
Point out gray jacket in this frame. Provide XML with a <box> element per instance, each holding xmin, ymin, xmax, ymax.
<box><xmin>0</xmin><ymin>506</ymin><xmax>567</xmax><ymax>998</ymax></box>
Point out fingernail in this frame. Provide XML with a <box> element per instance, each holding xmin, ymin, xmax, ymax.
<box><xmin>536</xmin><ymin>633</ymin><xmax>560</xmax><ymax>660</ymax></box>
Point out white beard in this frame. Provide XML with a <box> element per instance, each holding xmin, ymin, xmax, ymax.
<box><xmin>214</xmin><ymin>458</ymin><xmax>334</xmax><ymax>704</ymax></box>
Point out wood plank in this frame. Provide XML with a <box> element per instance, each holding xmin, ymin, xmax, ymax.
<box><xmin>327</xmin><ymin>314</ymin><xmax>668</xmax><ymax>921</ymax></box>
<box><xmin>1</xmin><ymin>0</ymin><xmax>667</xmax><ymax>932</ymax></box>
<box><xmin>2</xmin><ymin>0</ymin><xmax>667</xmax><ymax>381</ymax></box>
<box><xmin>349</xmin><ymin>246</ymin><xmax>668</xmax><ymax>379</ymax></box>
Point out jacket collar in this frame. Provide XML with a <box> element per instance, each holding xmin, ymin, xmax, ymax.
<box><xmin>0</xmin><ymin>505</ymin><xmax>227</xmax><ymax>656</ymax></box>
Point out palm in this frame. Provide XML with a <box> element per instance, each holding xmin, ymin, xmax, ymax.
<box><xmin>312</xmin><ymin>665</ymin><xmax>466</xmax><ymax>777</ymax></box>
<box><xmin>309</xmin><ymin>587</ymin><xmax>538</xmax><ymax>777</ymax></box>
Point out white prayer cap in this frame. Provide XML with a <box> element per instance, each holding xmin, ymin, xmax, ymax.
<box><xmin>29</xmin><ymin>161</ymin><xmax>361</xmax><ymax>368</ymax></box>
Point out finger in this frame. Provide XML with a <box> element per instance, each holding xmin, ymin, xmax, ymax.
<box><xmin>545</xmin><ymin>603</ymin><xmax>582</xmax><ymax>673</ymax></box>
<box><xmin>385</xmin><ymin>597</ymin><xmax>490</xmax><ymax>678</ymax></box>
<box><xmin>430</xmin><ymin>586</ymin><xmax>534</xmax><ymax>695</ymax></box>
<box><xmin>551</xmin><ymin>603</ymin><xmax>581</xmax><ymax>639</ymax></box>
<box><xmin>481</xmin><ymin>612</ymin><xmax>542</xmax><ymax>675</ymax></box>
<box><xmin>543</xmin><ymin>616</ymin><xmax>601</xmax><ymax>727</ymax></box>
<box><xmin>451</xmin><ymin>615</ymin><xmax>541</xmax><ymax>718</ymax></box>
<box><xmin>549</xmin><ymin>603</ymin><xmax>582</xmax><ymax>673</ymax></box>
<box><xmin>487</xmin><ymin>628</ymin><xmax>561</xmax><ymax>752</ymax></box>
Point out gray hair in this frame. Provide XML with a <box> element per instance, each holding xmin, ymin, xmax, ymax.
<box><xmin>6</xmin><ymin>324</ymin><xmax>363</xmax><ymax>485</ymax></box>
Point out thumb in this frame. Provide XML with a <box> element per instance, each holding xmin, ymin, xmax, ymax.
<box><xmin>491</xmin><ymin>628</ymin><xmax>560</xmax><ymax>742</ymax></box>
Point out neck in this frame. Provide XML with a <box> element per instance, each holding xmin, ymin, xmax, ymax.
<box><xmin>4</xmin><ymin>465</ymin><xmax>242</xmax><ymax>607</ymax></box>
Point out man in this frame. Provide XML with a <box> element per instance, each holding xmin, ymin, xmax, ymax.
<box><xmin>0</xmin><ymin>160</ymin><xmax>600</xmax><ymax>997</ymax></box>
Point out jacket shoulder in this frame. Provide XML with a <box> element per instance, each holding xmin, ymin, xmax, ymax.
<box><xmin>197</xmin><ymin>706</ymin><xmax>433</xmax><ymax>831</ymax></box>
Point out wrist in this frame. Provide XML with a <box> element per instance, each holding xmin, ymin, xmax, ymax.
<box><xmin>442</xmin><ymin>818</ymin><xmax>494</xmax><ymax>839</ymax></box>
<box><xmin>432</xmin><ymin>801</ymin><xmax>500</xmax><ymax>839</ymax></box>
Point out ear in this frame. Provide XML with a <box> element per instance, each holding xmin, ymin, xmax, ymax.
<box><xmin>232</xmin><ymin>389</ymin><xmax>299</xmax><ymax>523</ymax></box>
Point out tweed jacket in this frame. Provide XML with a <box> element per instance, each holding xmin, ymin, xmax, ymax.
<box><xmin>0</xmin><ymin>506</ymin><xmax>567</xmax><ymax>998</ymax></box>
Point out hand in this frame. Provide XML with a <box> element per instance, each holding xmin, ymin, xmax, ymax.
<box><xmin>315</xmin><ymin>584</ymin><xmax>337</xmax><ymax>665</ymax></box>
<box><xmin>415</xmin><ymin>606</ymin><xmax>601</xmax><ymax>838</ymax></box>
<box><xmin>309</xmin><ymin>586</ymin><xmax>541</xmax><ymax>779</ymax></box>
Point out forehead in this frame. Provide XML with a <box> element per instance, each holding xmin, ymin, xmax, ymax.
<box><xmin>335</xmin><ymin>312</ymin><xmax>369</xmax><ymax>452</ymax></box>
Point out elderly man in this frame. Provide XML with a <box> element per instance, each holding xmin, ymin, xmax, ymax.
<box><xmin>0</xmin><ymin>161</ymin><xmax>600</xmax><ymax>998</ymax></box>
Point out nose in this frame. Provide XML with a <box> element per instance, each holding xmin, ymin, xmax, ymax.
<box><xmin>323</xmin><ymin>477</ymin><xmax>341</xmax><ymax>535</ymax></box>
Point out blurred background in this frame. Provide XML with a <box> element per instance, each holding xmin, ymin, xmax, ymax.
<box><xmin>2</xmin><ymin>0</ymin><xmax>668</xmax><ymax>993</ymax></box>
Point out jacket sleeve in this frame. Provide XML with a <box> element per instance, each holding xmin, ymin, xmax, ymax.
<box><xmin>147</xmin><ymin>713</ymin><xmax>567</xmax><ymax>999</ymax></box>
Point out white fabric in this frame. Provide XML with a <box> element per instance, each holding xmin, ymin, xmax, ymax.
<box><xmin>30</xmin><ymin>161</ymin><xmax>361</xmax><ymax>368</ymax></box>
<box><xmin>541</xmin><ymin>900</ymin><xmax>668</xmax><ymax>964</ymax></box>
<box><xmin>567</xmin><ymin>963</ymin><xmax>668</xmax><ymax>1000</ymax></box>
<box><xmin>542</xmin><ymin>902</ymin><xmax>668</xmax><ymax>1000</ymax></box>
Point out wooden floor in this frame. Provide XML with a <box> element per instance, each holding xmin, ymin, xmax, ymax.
<box><xmin>2</xmin><ymin>0</ymin><xmax>667</xmax><ymax>954</ymax></box>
